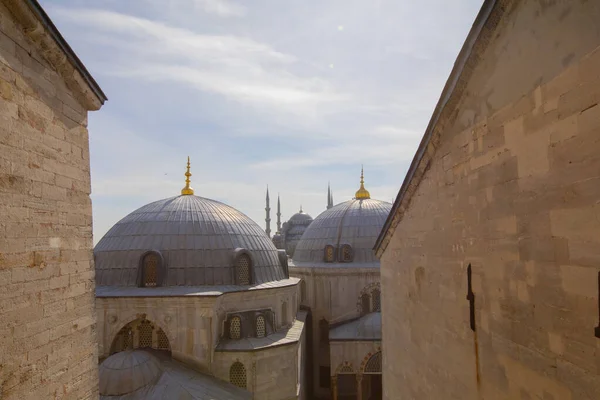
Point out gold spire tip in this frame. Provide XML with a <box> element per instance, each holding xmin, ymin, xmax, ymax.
<box><xmin>355</xmin><ymin>165</ymin><xmax>370</xmax><ymax>200</ymax></box>
<box><xmin>181</xmin><ymin>156</ymin><xmax>194</xmax><ymax>195</ymax></box>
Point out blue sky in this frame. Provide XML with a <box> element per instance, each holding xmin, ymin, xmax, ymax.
<box><xmin>40</xmin><ymin>0</ymin><xmax>482</xmax><ymax>244</ymax></box>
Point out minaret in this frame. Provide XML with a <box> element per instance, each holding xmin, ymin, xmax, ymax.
<box><xmin>327</xmin><ymin>182</ymin><xmax>333</xmax><ymax>209</ymax></box>
<box><xmin>265</xmin><ymin>186</ymin><xmax>271</xmax><ymax>238</ymax></box>
<box><xmin>181</xmin><ymin>156</ymin><xmax>194</xmax><ymax>195</ymax></box>
<box><xmin>276</xmin><ymin>193</ymin><xmax>282</xmax><ymax>232</ymax></box>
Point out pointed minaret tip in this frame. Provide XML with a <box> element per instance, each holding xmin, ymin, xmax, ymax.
<box><xmin>354</xmin><ymin>165</ymin><xmax>370</xmax><ymax>200</ymax></box>
<box><xmin>276</xmin><ymin>192</ymin><xmax>282</xmax><ymax>232</ymax></box>
<box><xmin>327</xmin><ymin>181</ymin><xmax>333</xmax><ymax>209</ymax></box>
<box><xmin>265</xmin><ymin>184</ymin><xmax>271</xmax><ymax>238</ymax></box>
<box><xmin>181</xmin><ymin>156</ymin><xmax>194</xmax><ymax>195</ymax></box>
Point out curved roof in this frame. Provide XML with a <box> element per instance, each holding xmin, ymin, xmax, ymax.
<box><xmin>292</xmin><ymin>198</ymin><xmax>391</xmax><ymax>267</ymax></box>
<box><xmin>94</xmin><ymin>195</ymin><xmax>286</xmax><ymax>286</ymax></box>
<box><xmin>329</xmin><ymin>312</ymin><xmax>381</xmax><ymax>341</ymax></box>
<box><xmin>99</xmin><ymin>350</ymin><xmax>252</xmax><ymax>400</ymax></box>
<box><xmin>99</xmin><ymin>350</ymin><xmax>162</xmax><ymax>396</ymax></box>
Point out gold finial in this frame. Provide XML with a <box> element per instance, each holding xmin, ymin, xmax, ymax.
<box><xmin>354</xmin><ymin>165</ymin><xmax>370</xmax><ymax>200</ymax></box>
<box><xmin>181</xmin><ymin>156</ymin><xmax>194</xmax><ymax>195</ymax></box>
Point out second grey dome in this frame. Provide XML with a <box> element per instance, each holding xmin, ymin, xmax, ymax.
<box><xmin>292</xmin><ymin>198</ymin><xmax>392</xmax><ymax>266</ymax></box>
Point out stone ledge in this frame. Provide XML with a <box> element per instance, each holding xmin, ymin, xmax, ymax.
<box><xmin>2</xmin><ymin>0</ymin><xmax>106</xmax><ymax>110</ymax></box>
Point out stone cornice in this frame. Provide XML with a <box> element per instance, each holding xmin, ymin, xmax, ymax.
<box><xmin>3</xmin><ymin>0</ymin><xmax>107</xmax><ymax>110</ymax></box>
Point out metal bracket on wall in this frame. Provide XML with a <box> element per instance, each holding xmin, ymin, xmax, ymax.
<box><xmin>467</xmin><ymin>264</ymin><xmax>476</xmax><ymax>332</ymax></box>
<box><xmin>595</xmin><ymin>271</ymin><xmax>600</xmax><ymax>338</ymax></box>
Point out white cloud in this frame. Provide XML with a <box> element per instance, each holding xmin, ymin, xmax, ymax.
<box><xmin>193</xmin><ymin>0</ymin><xmax>246</xmax><ymax>17</ymax></box>
<box><xmin>249</xmin><ymin>125</ymin><xmax>422</xmax><ymax>170</ymax></box>
<box><xmin>43</xmin><ymin>0</ymin><xmax>484</xmax><ymax>243</ymax></box>
<box><xmin>49</xmin><ymin>8</ymin><xmax>347</xmax><ymax>111</ymax></box>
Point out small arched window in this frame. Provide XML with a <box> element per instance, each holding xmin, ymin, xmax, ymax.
<box><xmin>364</xmin><ymin>351</ymin><xmax>382</xmax><ymax>373</ymax></box>
<box><xmin>111</xmin><ymin>326</ymin><xmax>133</xmax><ymax>353</ymax></box>
<box><xmin>372</xmin><ymin>288</ymin><xmax>381</xmax><ymax>312</ymax></box>
<box><xmin>281</xmin><ymin>301</ymin><xmax>288</xmax><ymax>327</ymax></box>
<box><xmin>256</xmin><ymin>315</ymin><xmax>266</xmax><ymax>338</ymax></box>
<box><xmin>229</xmin><ymin>362</ymin><xmax>247</xmax><ymax>389</ymax></box>
<box><xmin>340</xmin><ymin>244</ymin><xmax>353</xmax><ymax>263</ymax></box>
<box><xmin>324</xmin><ymin>245</ymin><xmax>335</xmax><ymax>262</ymax></box>
<box><xmin>236</xmin><ymin>254</ymin><xmax>251</xmax><ymax>285</ymax></box>
<box><xmin>230</xmin><ymin>316</ymin><xmax>242</xmax><ymax>339</ymax></box>
<box><xmin>361</xmin><ymin>293</ymin><xmax>370</xmax><ymax>315</ymax></box>
<box><xmin>142</xmin><ymin>253</ymin><xmax>159</xmax><ymax>287</ymax></box>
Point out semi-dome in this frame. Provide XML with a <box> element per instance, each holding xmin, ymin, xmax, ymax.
<box><xmin>95</xmin><ymin>160</ymin><xmax>287</xmax><ymax>287</ymax></box>
<box><xmin>292</xmin><ymin>170</ymin><xmax>391</xmax><ymax>267</ymax></box>
<box><xmin>99</xmin><ymin>350</ymin><xmax>162</xmax><ymax>396</ymax></box>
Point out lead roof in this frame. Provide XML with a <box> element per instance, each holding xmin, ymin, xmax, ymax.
<box><xmin>94</xmin><ymin>195</ymin><xmax>286</xmax><ymax>287</ymax></box>
<box><xmin>292</xmin><ymin>198</ymin><xmax>392</xmax><ymax>267</ymax></box>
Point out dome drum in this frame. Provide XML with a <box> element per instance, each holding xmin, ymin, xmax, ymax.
<box><xmin>224</xmin><ymin>309</ymin><xmax>276</xmax><ymax>340</ymax></box>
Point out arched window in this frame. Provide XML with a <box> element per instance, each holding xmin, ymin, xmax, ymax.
<box><xmin>138</xmin><ymin>320</ymin><xmax>153</xmax><ymax>348</ymax></box>
<box><xmin>236</xmin><ymin>254</ymin><xmax>251</xmax><ymax>285</ymax></box>
<box><xmin>340</xmin><ymin>244</ymin><xmax>353</xmax><ymax>263</ymax></box>
<box><xmin>110</xmin><ymin>319</ymin><xmax>171</xmax><ymax>355</ymax></box>
<box><xmin>324</xmin><ymin>245</ymin><xmax>335</xmax><ymax>262</ymax></box>
<box><xmin>111</xmin><ymin>325</ymin><xmax>133</xmax><ymax>353</ymax></box>
<box><xmin>229</xmin><ymin>316</ymin><xmax>242</xmax><ymax>339</ymax></box>
<box><xmin>361</xmin><ymin>293</ymin><xmax>370</xmax><ymax>315</ymax></box>
<box><xmin>339</xmin><ymin>364</ymin><xmax>353</xmax><ymax>374</ymax></box>
<box><xmin>281</xmin><ymin>301</ymin><xmax>288</xmax><ymax>327</ymax></box>
<box><xmin>300</xmin><ymin>280</ymin><xmax>307</xmax><ymax>303</ymax></box>
<box><xmin>372</xmin><ymin>288</ymin><xmax>381</xmax><ymax>312</ymax></box>
<box><xmin>256</xmin><ymin>315</ymin><xmax>266</xmax><ymax>338</ymax></box>
<box><xmin>364</xmin><ymin>351</ymin><xmax>382</xmax><ymax>373</ymax></box>
<box><xmin>230</xmin><ymin>362</ymin><xmax>247</xmax><ymax>389</ymax></box>
<box><xmin>142</xmin><ymin>253</ymin><xmax>159</xmax><ymax>287</ymax></box>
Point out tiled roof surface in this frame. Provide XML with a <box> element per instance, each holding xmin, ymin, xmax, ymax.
<box><xmin>216</xmin><ymin>310</ymin><xmax>307</xmax><ymax>351</ymax></box>
<box><xmin>329</xmin><ymin>312</ymin><xmax>381</xmax><ymax>341</ymax></box>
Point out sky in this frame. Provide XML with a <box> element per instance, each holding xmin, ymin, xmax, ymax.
<box><xmin>39</xmin><ymin>0</ymin><xmax>483</xmax><ymax>244</ymax></box>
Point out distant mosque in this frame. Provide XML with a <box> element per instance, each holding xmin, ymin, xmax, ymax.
<box><xmin>265</xmin><ymin>167</ymin><xmax>389</xmax><ymax>400</ymax></box>
<box><xmin>266</xmin><ymin>183</ymin><xmax>334</xmax><ymax>258</ymax></box>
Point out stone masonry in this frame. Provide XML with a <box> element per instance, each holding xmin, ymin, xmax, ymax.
<box><xmin>378</xmin><ymin>1</ymin><xmax>600</xmax><ymax>399</ymax></box>
<box><xmin>0</xmin><ymin>0</ymin><xmax>105</xmax><ymax>399</ymax></box>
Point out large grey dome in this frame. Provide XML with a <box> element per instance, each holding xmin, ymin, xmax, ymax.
<box><xmin>95</xmin><ymin>195</ymin><xmax>287</xmax><ymax>286</ymax></box>
<box><xmin>292</xmin><ymin>198</ymin><xmax>391</xmax><ymax>266</ymax></box>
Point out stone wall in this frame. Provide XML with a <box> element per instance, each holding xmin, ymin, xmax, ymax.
<box><xmin>291</xmin><ymin>267</ymin><xmax>380</xmax><ymax>399</ymax></box>
<box><xmin>96</xmin><ymin>296</ymin><xmax>215</xmax><ymax>370</ymax></box>
<box><xmin>213</xmin><ymin>322</ymin><xmax>306</xmax><ymax>400</ymax></box>
<box><xmin>380</xmin><ymin>2</ymin><xmax>600</xmax><ymax>399</ymax></box>
<box><xmin>0</xmin><ymin>1</ymin><xmax>102</xmax><ymax>399</ymax></box>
